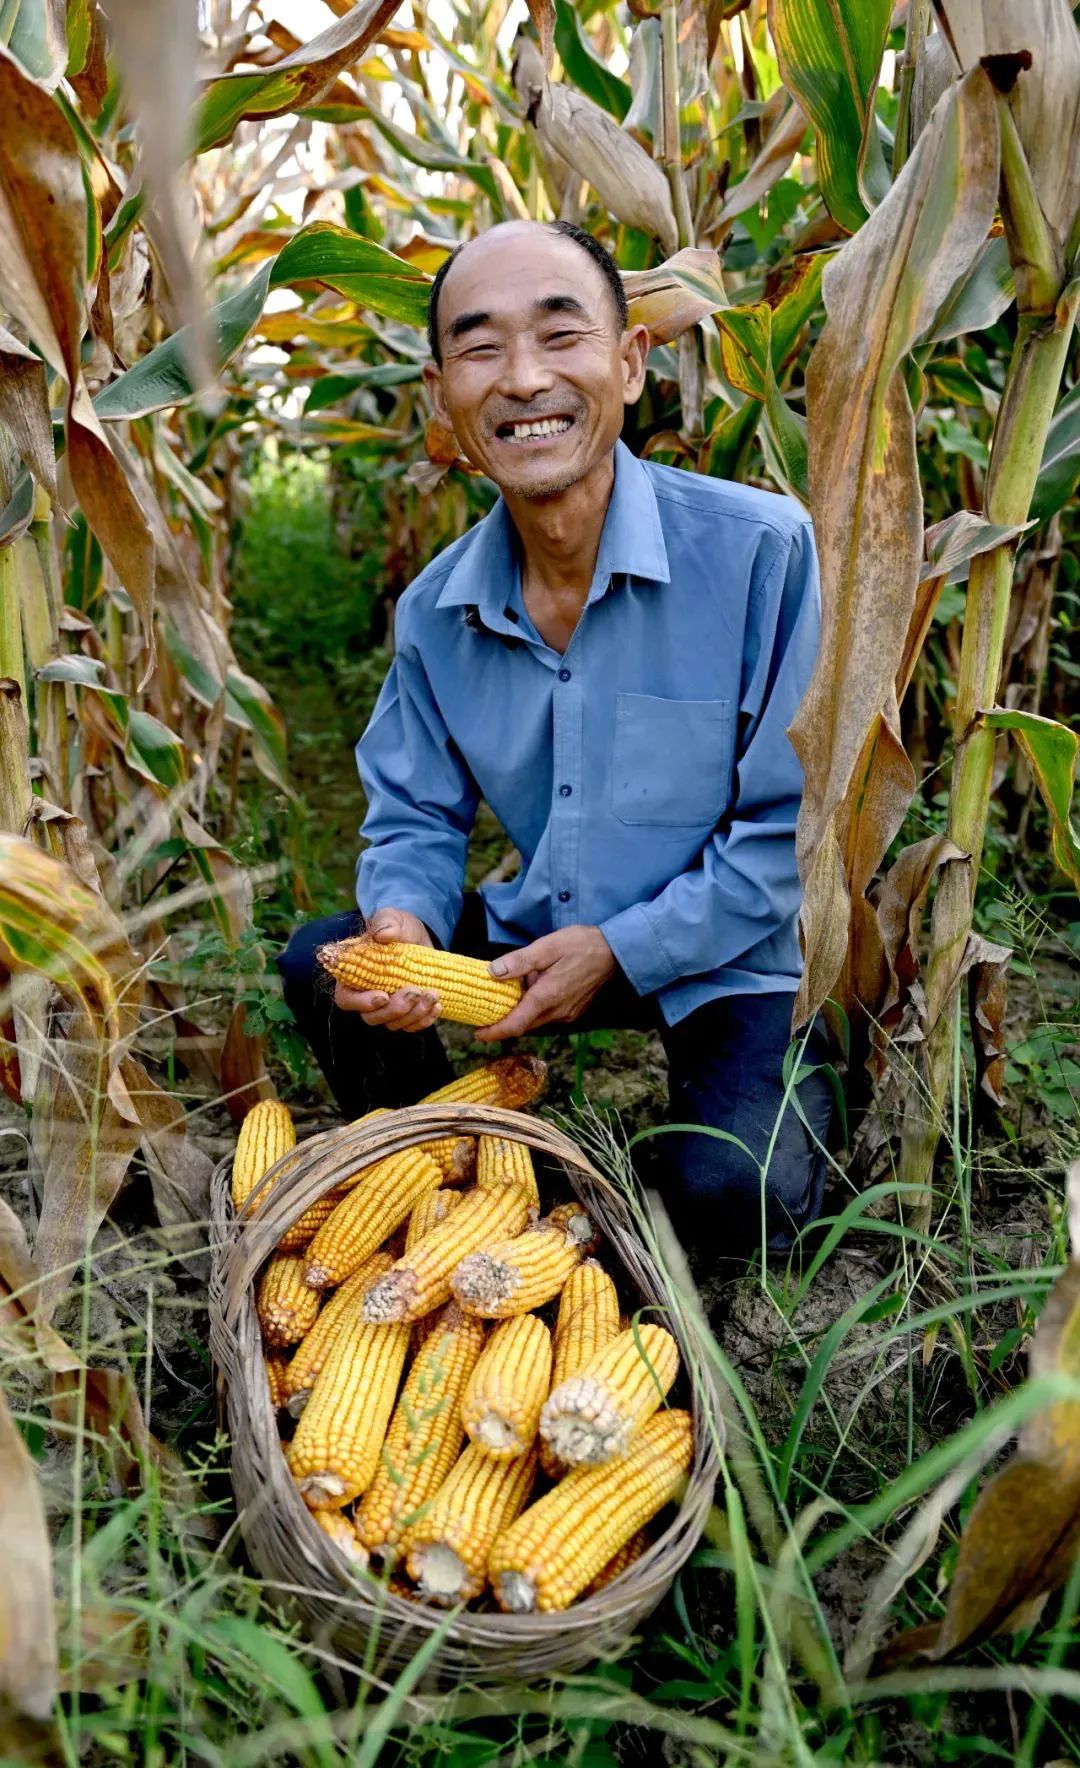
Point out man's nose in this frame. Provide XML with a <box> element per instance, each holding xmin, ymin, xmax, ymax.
<box><xmin>496</xmin><ymin>335</ymin><xmax>555</xmax><ymax>401</ymax></box>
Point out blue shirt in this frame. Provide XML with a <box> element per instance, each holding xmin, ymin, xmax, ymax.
<box><xmin>355</xmin><ymin>440</ymin><xmax>820</xmax><ymax>1027</ymax></box>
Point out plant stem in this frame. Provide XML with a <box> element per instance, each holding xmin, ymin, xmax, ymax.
<box><xmin>893</xmin><ymin>0</ymin><xmax>929</xmax><ymax>177</ymax></box>
<box><xmin>899</xmin><ymin>294</ymin><xmax>1079</xmax><ymax>1224</ymax></box>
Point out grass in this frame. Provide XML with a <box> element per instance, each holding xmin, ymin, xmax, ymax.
<box><xmin>3</xmin><ymin>458</ymin><xmax>1078</xmax><ymax>1766</ymax></box>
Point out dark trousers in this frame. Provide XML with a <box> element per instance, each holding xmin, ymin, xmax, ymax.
<box><xmin>276</xmin><ymin>897</ymin><xmax>833</xmax><ymax>1256</ymax></box>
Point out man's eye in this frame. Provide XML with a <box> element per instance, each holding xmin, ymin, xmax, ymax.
<box><xmin>546</xmin><ymin>330</ymin><xmax>579</xmax><ymax>344</ymax></box>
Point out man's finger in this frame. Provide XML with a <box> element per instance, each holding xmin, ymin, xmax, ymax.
<box><xmin>361</xmin><ymin>988</ymin><xmax>435</xmax><ymax>1027</ymax></box>
<box><xmin>488</xmin><ymin>937</ymin><xmax>554</xmax><ymax>982</ymax></box>
<box><xmin>475</xmin><ymin>990</ymin><xmax>553</xmax><ymax>1043</ymax></box>
<box><xmin>335</xmin><ymin>982</ymin><xmax>389</xmax><ymax>1013</ymax></box>
<box><xmin>368</xmin><ymin>909</ymin><xmax>404</xmax><ymax>942</ymax></box>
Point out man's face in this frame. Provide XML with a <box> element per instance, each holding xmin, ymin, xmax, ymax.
<box><xmin>424</xmin><ymin>224</ymin><xmax>648</xmax><ymax>501</ymax></box>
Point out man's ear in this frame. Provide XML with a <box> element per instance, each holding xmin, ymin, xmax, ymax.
<box><xmin>621</xmin><ymin>322</ymin><xmax>650</xmax><ymax>404</ymax></box>
<box><xmin>423</xmin><ymin>360</ymin><xmax>451</xmax><ymax>427</ymax></box>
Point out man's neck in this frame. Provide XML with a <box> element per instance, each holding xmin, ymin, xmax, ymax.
<box><xmin>504</xmin><ymin>451</ymin><xmax>616</xmax><ymax>603</ymax></box>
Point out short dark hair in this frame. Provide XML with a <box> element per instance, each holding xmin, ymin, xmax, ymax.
<box><xmin>426</xmin><ymin>221</ymin><xmax>629</xmax><ymax>365</ymax></box>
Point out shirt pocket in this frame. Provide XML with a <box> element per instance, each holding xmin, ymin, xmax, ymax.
<box><xmin>611</xmin><ymin>693</ymin><xmax>734</xmax><ymax>827</ymax></box>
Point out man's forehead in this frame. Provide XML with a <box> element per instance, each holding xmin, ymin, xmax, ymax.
<box><xmin>440</xmin><ymin>230</ymin><xmax>606</xmax><ymax>317</ymax></box>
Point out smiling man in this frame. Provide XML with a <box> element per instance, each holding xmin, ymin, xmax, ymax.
<box><xmin>277</xmin><ymin>219</ymin><xmax>832</xmax><ymax>1261</ymax></box>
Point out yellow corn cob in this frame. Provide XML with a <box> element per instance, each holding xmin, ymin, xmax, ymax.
<box><xmin>232</xmin><ymin>1099</ymin><xmax>296</xmax><ymax>1212</ymax></box>
<box><xmin>451</xmin><ymin>1213</ymin><xmax>591</xmax><ymax>1319</ymax></box>
<box><xmin>587</xmin><ymin>1527</ymin><xmax>649</xmax><ymax>1593</ymax></box>
<box><xmin>360</xmin><ymin>1184</ymin><xmax>532</xmax><ymax>1324</ymax></box>
<box><xmin>312</xmin><ymin>1506</ymin><xmax>370</xmax><ymax>1568</ymax></box>
<box><xmin>405</xmin><ymin>1444</ymin><xmax>537</xmax><ymax>1603</ymax></box>
<box><xmin>539</xmin><ymin>1324</ymin><xmax>680</xmax><ymax>1467</ymax></box>
<box><xmin>416</xmin><ymin>1055</ymin><xmax>546</xmax><ymax>1180</ymax></box>
<box><xmin>540</xmin><ymin>1260</ymin><xmax>621</xmax><ymax>1478</ymax></box>
<box><xmin>354</xmin><ymin>1302</ymin><xmax>486</xmax><ymax>1558</ymax></box>
<box><xmin>476</xmin><ymin>1135</ymin><xmax>540</xmax><ymax>1212</ymax></box>
<box><xmin>490</xmin><ymin>1409</ymin><xmax>693</xmax><ymax>1612</ymax></box>
<box><xmin>264</xmin><ymin>1352</ymin><xmax>291</xmax><ymax>1411</ymax></box>
<box><xmin>546</xmin><ymin>1200</ymin><xmax>600</xmax><ymax>1254</ymax></box>
<box><xmin>256</xmin><ymin>1254</ymin><xmax>322</xmax><ymax>1348</ymax></box>
<box><xmin>405</xmin><ymin>1186</ymin><xmax>463</xmax><ymax>1253</ymax></box>
<box><xmin>276</xmin><ymin>1185</ymin><xmax>352</xmax><ymax>1254</ymax></box>
<box><xmin>286</xmin><ymin>1314</ymin><xmax>410</xmax><ymax>1507</ymax></box>
<box><xmin>284</xmin><ymin>1250</ymin><xmax>395</xmax><ymax>1415</ymax></box>
<box><xmin>461</xmin><ymin>1315</ymin><xmax>551</xmax><ymax>1460</ymax></box>
<box><xmin>303</xmin><ymin>1146</ymin><xmax>443</xmax><ymax>1289</ymax></box>
<box><xmin>317</xmin><ymin>936</ymin><xmax>523</xmax><ymax>1029</ymax></box>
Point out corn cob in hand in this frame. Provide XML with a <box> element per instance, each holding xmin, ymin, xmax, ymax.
<box><xmin>360</xmin><ymin>1183</ymin><xmax>532</xmax><ymax>1324</ymax></box>
<box><xmin>405</xmin><ymin>1444</ymin><xmax>537</xmax><ymax>1603</ymax></box>
<box><xmin>318</xmin><ymin>936</ymin><xmax>522</xmax><ymax>1029</ymax></box>
<box><xmin>539</xmin><ymin>1323</ymin><xmax>679</xmax><ymax>1467</ymax></box>
<box><xmin>461</xmin><ymin>1315</ymin><xmax>551</xmax><ymax>1460</ymax></box>
<box><xmin>355</xmin><ymin>1302</ymin><xmax>485</xmax><ymax>1559</ymax></box>
<box><xmin>490</xmin><ymin>1409</ymin><xmax>693</xmax><ymax>1612</ymax></box>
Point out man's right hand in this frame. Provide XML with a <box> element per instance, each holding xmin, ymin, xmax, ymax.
<box><xmin>333</xmin><ymin>907</ymin><xmax>442</xmax><ymax>1032</ymax></box>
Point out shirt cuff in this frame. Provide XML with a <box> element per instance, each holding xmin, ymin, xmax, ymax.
<box><xmin>598</xmin><ymin>902</ymin><xmax>677</xmax><ymax>998</ymax></box>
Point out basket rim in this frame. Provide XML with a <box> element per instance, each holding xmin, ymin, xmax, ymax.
<box><xmin>207</xmin><ymin>1102</ymin><xmax>722</xmax><ymax>1671</ymax></box>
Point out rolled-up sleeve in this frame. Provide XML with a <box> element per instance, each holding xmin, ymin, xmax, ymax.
<box><xmin>355</xmin><ymin>631</ymin><xmax>480</xmax><ymax>950</ymax></box>
<box><xmin>599</xmin><ymin>521</ymin><xmax>819</xmax><ymax>995</ymax></box>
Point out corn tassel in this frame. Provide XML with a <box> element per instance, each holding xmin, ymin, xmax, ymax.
<box><xmin>354</xmin><ymin>1302</ymin><xmax>486</xmax><ymax>1559</ymax></box>
<box><xmin>451</xmin><ymin>1213</ymin><xmax>590</xmax><ymax>1319</ymax></box>
<box><xmin>490</xmin><ymin>1410</ymin><xmax>693</xmax><ymax>1612</ymax></box>
<box><xmin>284</xmin><ymin>1251</ymin><xmax>395</xmax><ymax>1415</ymax></box>
<box><xmin>232</xmin><ymin>1099</ymin><xmax>296</xmax><ymax>1212</ymax></box>
<box><xmin>539</xmin><ymin>1324</ymin><xmax>680</xmax><ymax>1467</ymax></box>
<box><xmin>360</xmin><ymin>1184</ymin><xmax>532</xmax><ymax>1324</ymax></box>
<box><xmin>476</xmin><ymin>1135</ymin><xmax>540</xmax><ymax>1211</ymax></box>
<box><xmin>317</xmin><ymin>936</ymin><xmax>522</xmax><ymax>1028</ymax></box>
<box><xmin>405</xmin><ymin>1445</ymin><xmax>537</xmax><ymax>1604</ymax></box>
<box><xmin>461</xmin><ymin>1315</ymin><xmax>551</xmax><ymax>1460</ymax></box>
<box><xmin>286</xmin><ymin>1314</ymin><xmax>410</xmax><ymax>1508</ymax></box>
<box><xmin>312</xmin><ymin>1507</ymin><xmax>370</xmax><ymax>1569</ymax></box>
<box><xmin>540</xmin><ymin>1259</ymin><xmax>620</xmax><ymax>1478</ymax></box>
<box><xmin>405</xmin><ymin>1187</ymin><xmax>463</xmax><ymax>1252</ymax></box>
<box><xmin>256</xmin><ymin>1254</ymin><xmax>322</xmax><ymax>1348</ymax></box>
<box><xmin>303</xmin><ymin>1146</ymin><xmax>443</xmax><ymax>1289</ymax></box>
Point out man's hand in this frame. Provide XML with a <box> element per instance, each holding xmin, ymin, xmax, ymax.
<box><xmin>475</xmin><ymin>925</ymin><xmax>617</xmax><ymax>1043</ymax></box>
<box><xmin>333</xmin><ymin>907</ymin><xmax>442</xmax><ymax>1031</ymax></box>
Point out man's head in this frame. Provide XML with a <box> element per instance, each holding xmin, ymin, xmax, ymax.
<box><xmin>423</xmin><ymin>220</ymin><xmax>648</xmax><ymax>501</ymax></box>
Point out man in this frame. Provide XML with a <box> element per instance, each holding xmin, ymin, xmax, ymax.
<box><xmin>278</xmin><ymin>218</ymin><xmax>832</xmax><ymax>1258</ymax></box>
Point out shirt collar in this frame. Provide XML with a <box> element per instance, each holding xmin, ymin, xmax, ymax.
<box><xmin>435</xmin><ymin>440</ymin><xmax>670</xmax><ymax>633</ymax></box>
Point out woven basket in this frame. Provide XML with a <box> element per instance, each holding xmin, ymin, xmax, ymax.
<box><xmin>207</xmin><ymin>1102</ymin><xmax>721</xmax><ymax>1685</ymax></box>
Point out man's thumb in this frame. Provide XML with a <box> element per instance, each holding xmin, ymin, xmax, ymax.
<box><xmin>367</xmin><ymin>908</ymin><xmax>400</xmax><ymax>941</ymax></box>
<box><xmin>489</xmin><ymin>949</ymin><xmax>529</xmax><ymax>981</ymax></box>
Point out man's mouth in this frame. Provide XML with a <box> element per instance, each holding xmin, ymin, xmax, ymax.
<box><xmin>495</xmin><ymin>416</ymin><xmax>574</xmax><ymax>443</ymax></box>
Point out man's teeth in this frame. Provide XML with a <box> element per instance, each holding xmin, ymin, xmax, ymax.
<box><xmin>505</xmin><ymin>418</ymin><xmax>572</xmax><ymax>440</ymax></box>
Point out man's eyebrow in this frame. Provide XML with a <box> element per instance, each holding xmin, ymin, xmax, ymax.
<box><xmin>446</xmin><ymin>309</ymin><xmax>492</xmax><ymax>342</ymax></box>
<box><xmin>534</xmin><ymin>294</ymin><xmax>589</xmax><ymax>319</ymax></box>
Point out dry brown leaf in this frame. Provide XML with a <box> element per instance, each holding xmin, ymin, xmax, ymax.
<box><xmin>0</xmin><ymin>1387</ymin><xmax>57</xmax><ymax>1719</ymax></box>
<box><xmin>624</xmin><ymin>247</ymin><xmax>727</xmax><ymax>345</ymax></box>
<box><xmin>0</xmin><ymin>327</ymin><xmax>57</xmax><ymax>502</ymax></box>
<box><xmin>512</xmin><ymin>36</ymin><xmax>678</xmax><ymax>253</ymax></box>
<box><xmin>525</xmin><ymin>0</ymin><xmax>555</xmax><ymax>73</ymax></box>
<box><xmin>966</xmin><ymin>934</ymin><xmax>1011</xmax><ymax>1105</ymax></box>
<box><xmin>713</xmin><ymin>99</ymin><xmax>808</xmax><ymax>230</ymax></box>
<box><xmin>790</xmin><ymin>70</ymin><xmax>1000</xmax><ymax>1027</ymax></box>
<box><xmin>221</xmin><ymin>1001</ymin><xmax>275</xmax><ymax>1127</ymax></box>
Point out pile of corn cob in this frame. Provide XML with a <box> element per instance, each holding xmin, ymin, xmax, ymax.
<box><xmin>234</xmin><ymin>1055</ymin><xmax>694</xmax><ymax>1614</ymax></box>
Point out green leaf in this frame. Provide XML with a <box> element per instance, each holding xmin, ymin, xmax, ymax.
<box><xmin>207</xmin><ymin>1616</ymin><xmax>334</xmax><ymax>1767</ymax></box>
<box><xmin>1031</xmin><ymin>379</ymin><xmax>1080</xmax><ymax>525</ymax></box>
<box><xmin>554</xmin><ymin>0</ymin><xmax>631</xmax><ymax>118</ymax></box>
<box><xmin>124</xmin><ymin>709</ymin><xmax>186</xmax><ymax>789</ymax></box>
<box><xmin>94</xmin><ymin>263</ymin><xmax>274</xmax><ymax>421</ymax></box>
<box><xmin>768</xmin><ymin>0</ymin><xmax>893</xmax><ymax>233</ymax></box>
<box><xmin>360</xmin><ymin>108</ymin><xmax>502</xmax><ymax>209</ymax></box>
<box><xmin>225</xmin><ymin>668</ymin><xmax>290</xmax><ymax>793</ymax></box>
<box><xmin>920</xmin><ymin>233</ymin><xmax>1015</xmax><ymax>344</ymax></box>
<box><xmin>36</xmin><ymin>654</ymin><xmax>107</xmax><ymax>688</ymax></box>
<box><xmin>4</xmin><ymin>0</ymin><xmax>68</xmax><ymax>87</ymax></box>
<box><xmin>304</xmin><ymin>361</ymin><xmax>422</xmax><ymax>414</ymax></box>
<box><xmin>980</xmin><ymin>710</ymin><xmax>1080</xmax><ymax>892</ymax></box>
<box><xmin>269</xmin><ymin>222</ymin><xmax>431</xmax><ymax>329</ymax></box>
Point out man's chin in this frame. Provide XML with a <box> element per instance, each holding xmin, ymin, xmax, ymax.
<box><xmin>497</xmin><ymin>463</ymin><xmax>585</xmax><ymax>500</ymax></box>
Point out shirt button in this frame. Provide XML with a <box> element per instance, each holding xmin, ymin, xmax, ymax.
<box><xmin>559</xmin><ymin>783</ymin><xmax>572</xmax><ymax>797</ymax></box>
<box><xmin>558</xmin><ymin>667</ymin><xmax>571</xmax><ymax>682</ymax></box>
<box><xmin>558</xmin><ymin>889</ymin><xmax>571</xmax><ymax>903</ymax></box>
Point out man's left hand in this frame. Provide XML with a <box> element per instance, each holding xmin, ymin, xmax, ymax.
<box><xmin>475</xmin><ymin>925</ymin><xmax>618</xmax><ymax>1042</ymax></box>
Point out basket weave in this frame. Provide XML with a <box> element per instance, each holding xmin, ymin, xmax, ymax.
<box><xmin>207</xmin><ymin>1102</ymin><xmax>721</xmax><ymax>1684</ymax></box>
